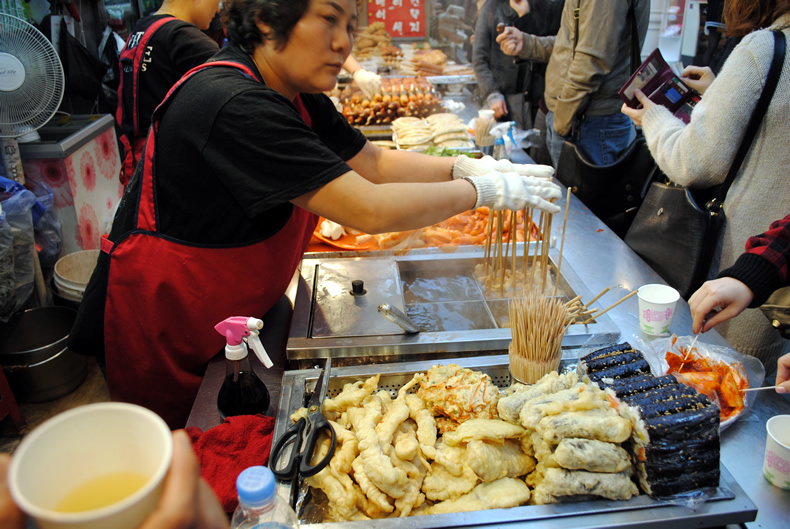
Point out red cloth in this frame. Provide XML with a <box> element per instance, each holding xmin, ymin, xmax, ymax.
<box><xmin>185</xmin><ymin>414</ymin><xmax>275</xmax><ymax>513</ymax></box>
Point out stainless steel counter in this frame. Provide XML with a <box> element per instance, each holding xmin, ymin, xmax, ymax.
<box><xmin>189</xmin><ymin>168</ymin><xmax>787</xmax><ymax>528</ymax></box>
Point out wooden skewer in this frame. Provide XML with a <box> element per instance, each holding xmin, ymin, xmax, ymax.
<box><xmin>581</xmin><ymin>289</ymin><xmax>639</xmax><ymax>324</ymax></box>
<box><xmin>583</xmin><ymin>287</ymin><xmax>611</xmax><ymax>309</ymax></box>
<box><xmin>683</xmin><ymin>334</ymin><xmax>700</xmax><ymax>361</ymax></box>
<box><xmin>553</xmin><ymin>188</ymin><xmax>572</xmax><ymax>297</ymax></box>
<box><xmin>742</xmin><ymin>385</ymin><xmax>780</xmax><ymax>392</ymax></box>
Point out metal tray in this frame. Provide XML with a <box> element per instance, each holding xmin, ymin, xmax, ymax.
<box><xmin>287</xmin><ymin>245</ymin><xmax>621</xmax><ymax>366</ymax></box>
<box><xmin>273</xmin><ymin>355</ymin><xmax>757</xmax><ymax>529</ymax></box>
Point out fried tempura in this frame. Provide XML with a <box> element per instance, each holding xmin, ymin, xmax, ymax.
<box><xmin>465</xmin><ymin>439</ymin><xmax>536</xmax><ymax>482</ymax></box>
<box><xmin>442</xmin><ymin>418</ymin><xmax>526</xmax><ymax>446</ymax></box>
<box><xmin>425</xmin><ymin>478</ymin><xmax>531</xmax><ymax>515</ymax></box>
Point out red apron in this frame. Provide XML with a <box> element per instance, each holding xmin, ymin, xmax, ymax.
<box><xmin>103</xmin><ymin>61</ymin><xmax>318</xmax><ymax>428</ymax></box>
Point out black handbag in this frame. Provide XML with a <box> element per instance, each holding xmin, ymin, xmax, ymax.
<box><xmin>625</xmin><ymin>30</ymin><xmax>786</xmax><ymax>299</ymax></box>
<box><xmin>557</xmin><ymin>135</ymin><xmax>660</xmax><ymax>237</ymax></box>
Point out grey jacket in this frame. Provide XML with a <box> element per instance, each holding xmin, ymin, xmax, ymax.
<box><xmin>517</xmin><ymin>0</ymin><xmax>649</xmax><ymax>136</ymax></box>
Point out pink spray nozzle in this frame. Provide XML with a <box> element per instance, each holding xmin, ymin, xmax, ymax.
<box><xmin>214</xmin><ymin>316</ymin><xmax>262</xmax><ymax>346</ymax></box>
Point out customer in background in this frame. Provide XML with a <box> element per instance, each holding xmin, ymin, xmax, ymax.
<box><xmin>0</xmin><ymin>430</ymin><xmax>229</xmax><ymax>529</ymax></box>
<box><xmin>70</xmin><ymin>0</ymin><xmax>561</xmax><ymax>429</ymax></box>
<box><xmin>116</xmin><ymin>0</ymin><xmax>221</xmax><ymax>186</ymax></box>
<box><xmin>497</xmin><ymin>0</ymin><xmax>649</xmax><ymax>166</ymax></box>
<box><xmin>622</xmin><ymin>0</ymin><xmax>790</xmax><ymax>367</ymax></box>
<box><xmin>473</xmin><ymin>0</ymin><xmax>562</xmax><ymax>132</ymax></box>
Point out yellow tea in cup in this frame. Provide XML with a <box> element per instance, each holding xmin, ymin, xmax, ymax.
<box><xmin>55</xmin><ymin>471</ymin><xmax>150</xmax><ymax>513</ymax></box>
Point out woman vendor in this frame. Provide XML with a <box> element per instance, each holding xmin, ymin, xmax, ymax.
<box><xmin>69</xmin><ymin>0</ymin><xmax>561</xmax><ymax>429</ymax></box>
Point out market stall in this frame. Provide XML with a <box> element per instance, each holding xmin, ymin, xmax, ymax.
<box><xmin>187</xmin><ymin>188</ymin><xmax>787</xmax><ymax>528</ymax></box>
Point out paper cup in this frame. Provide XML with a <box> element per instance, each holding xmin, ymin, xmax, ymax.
<box><xmin>8</xmin><ymin>403</ymin><xmax>173</xmax><ymax>529</ymax></box>
<box><xmin>763</xmin><ymin>415</ymin><xmax>790</xmax><ymax>489</ymax></box>
<box><xmin>478</xmin><ymin>109</ymin><xmax>495</xmax><ymax>120</ymax></box>
<box><xmin>637</xmin><ymin>284</ymin><xmax>679</xmax><ymax>336</ymax></box>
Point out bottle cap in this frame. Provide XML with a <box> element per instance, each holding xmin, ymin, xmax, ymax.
<box><xmin>236</xmin><ymin>466</ymin><xmax>275</xmax><ymax>507</ymax></box>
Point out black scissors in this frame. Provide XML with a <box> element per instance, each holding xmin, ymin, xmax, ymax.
<box><xmin>271</xmin><ymin>358</ymin><xmax>336</xmax><ymax>509</ymax></box>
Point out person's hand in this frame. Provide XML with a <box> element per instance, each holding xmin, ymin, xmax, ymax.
<box><xmin>688</xmin><ymin>277</ymin><xmax>754</xmax><ymax>335</ymax></box>
<box><xmin>620</xmin><ymin>89</ymin><xmax>656</xmax><ymax>127</ymax></box>
<box><xmin>680</xmin><ymin>65</ymin><xmax>716</xmax><ymax>94</ymax></box>
<box><xmin>496</xmin><ymin>26</ymin><xmax>523</xmax><ymax>56</ymax></box>
<box><xmin>491</xmin><ymin>99</ymin><xmax>508</xmax><ymax>119</ymax></box>
<box><xmin>452</xmin><ymin>155</ymin><xmax>555</xmax><ymax>180</ymax></box>
<box><xmin>352</xmin><ymin>69</ymin><xmax>382</xmax><ymax>99</ymax></box>
<box><xmin>319</xmin><ymin>219</ymin><xmax>346</xmax><ymax>240</ymax></box>
<box><xmin>139</xmin><ymin>430</ymin><xmax>229</xmax><ymax>529</ymax></box>
<box><xmin>777</xmin><ymin>352</ymin><xmax>790</xmax><ymax>394</ymax></box>
<box><xmin>0</xmin><ymin>454</ymin><xmax>25</xmax><ymax>529</ymax></box>
<box><xmin>462</xmin><ymin>172</ymin><xmax>562</xmax><ymax>213</ymax></box>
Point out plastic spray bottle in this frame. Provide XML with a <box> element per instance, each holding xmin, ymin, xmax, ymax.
<box><xmin>214</xmin><ymin>316</ymin><xmax>273</xmax><ymax>420</ymax></box>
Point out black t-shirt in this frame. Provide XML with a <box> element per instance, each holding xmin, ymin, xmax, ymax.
<box><xmin>122</xmin><ymin>15</ymin><xmax>219</xmax><ymax>137</ymax></box>
<box><xmin>116</xmin><ymin>45</ymin><xmax>367</xmax><ymax>245</ymax></box>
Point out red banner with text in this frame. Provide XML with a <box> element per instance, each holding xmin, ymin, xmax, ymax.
<box><xmin>368</xmin><ymin>0</ymin><xmax>426</xmax><ymax>38</ymax></box>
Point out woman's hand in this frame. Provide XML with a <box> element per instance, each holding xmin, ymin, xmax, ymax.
<box><xmin>496</xmin><ymin>26</ymin><xmax>523</xmax><ymax>56</ymax></box>
<box><xmin>680</xmin><ymin>65</ymin><xmax>716</xmax><ymax>94</ymax></box>
<box><xmin>777</xmin><ymin>353</ymin><xmax>790</xmax><ymax>394</ymax></box>
<box><xmin>620</xmin><ymin>89</ymin><xmax>655</xmax><ymax>127</ymax></box>
<box><xmin>688</xmin><ymin>277</ymin><xmax>754</xmax><ymax>335</ymax></box>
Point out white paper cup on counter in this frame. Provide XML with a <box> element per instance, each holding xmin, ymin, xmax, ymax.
<box><xmin>637</xmin><ymin>284</ymin><xmax>679</xmax><ymax>336</ymax></box>
<box><xmin>763</xmin><ymin>414</ymin><xmax>790</xmax><ymax>489</ymax></box>
<box><xmin>8</xmin><ymin>402</ymin><xmax>173</xmax><ymax>529</ymax></box>
<box><xmin>478</xmin><ymin>109</ymin><xmax>495</xmax><ymax>120</ymax></box>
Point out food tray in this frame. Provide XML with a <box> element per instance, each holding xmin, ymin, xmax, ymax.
<box><xmin>426</xmin><ymin>75</ymin><xmax>478</xmax><ymax>86</ymax></box>
<box><xmin>272</xmin><ymin>355</ymin><xmax>757</xmax><ymax>529</ymax></box>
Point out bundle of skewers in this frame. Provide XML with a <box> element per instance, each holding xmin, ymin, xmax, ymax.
<box><xmin>473</xmin><ymin>115</ymin><xmax>495</xmax><ymax>150</ymax></box>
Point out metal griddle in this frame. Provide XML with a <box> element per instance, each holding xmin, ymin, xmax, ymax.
<box><xmin>287</xmin><ymin>244</ymin><xmax>621</xmax><ymax>366</ymax></box>
<box><xmin>272</xmin><ymin>355</ymin><xmax>757</xmax><ymax>529</ymax></box>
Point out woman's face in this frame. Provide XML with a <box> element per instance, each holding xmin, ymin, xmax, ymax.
<box><xmin>257</xmin><ymin>0</ymin><xmax>357</xmax><ymax>98</ymax></box>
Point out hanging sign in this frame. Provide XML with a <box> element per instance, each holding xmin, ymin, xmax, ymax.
<box><xmin>368</xmin><ymin>0</ymin><xmax>426</xmax><ymax>38</ymax></box>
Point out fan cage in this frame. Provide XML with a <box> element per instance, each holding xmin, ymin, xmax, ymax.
<box><xmin>0</xmin><ymin>14</ymin><xmax>65</xmax><ymax>138</ymax></box>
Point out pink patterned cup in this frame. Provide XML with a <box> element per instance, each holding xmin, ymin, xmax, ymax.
<box><xmin>637</xmin><ymin>284</ymin><xmax>679</xmax><ymax>336</ymax></box>
<box><xmin>764</xmin><ymin>415</ymin><xmax>790</xmax><ymax>489</ymax></box>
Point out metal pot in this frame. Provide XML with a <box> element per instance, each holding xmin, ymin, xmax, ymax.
<box><xmin>0</xmin><ymin>306</ymin><xmax>88</xmax><ymax>403</ymax></box>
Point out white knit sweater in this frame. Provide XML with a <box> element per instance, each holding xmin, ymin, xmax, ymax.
<box><xmin>640</xmin><ymin>15</ymin><xmax>790</xmax><ymax>366</ymax></box>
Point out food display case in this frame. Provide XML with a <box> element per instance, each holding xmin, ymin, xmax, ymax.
<box><xmin>273</xmin><ymin>355</ymin><xmax>758</xmax><ymax>528</ymax></box>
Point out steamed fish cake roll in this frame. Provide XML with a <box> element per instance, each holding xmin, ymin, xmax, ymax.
<box><xmin>539</xmin><ymin>410</ymin><xmax>632</xmax><ymax>443</ymax></box>
<box><xmin>532</xmin><ymin>468</ymin><xmax>638</xmax><ymax>504</ymax></box>
<box><xmin>425</xmin><ymin>478</ymin><xmax>531</xmax><ymax>515</ymax></box>
<box><xmin>552</xmin><ymin>438</ymin><xmax>631</xmax><ymax>473</ymax></box>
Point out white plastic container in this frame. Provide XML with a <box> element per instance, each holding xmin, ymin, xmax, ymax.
<box><xmin>53</xmin><ymin>249</ymin><xmax>100</xmax><ymax>299</ymax></box>
<box><xmin>231</xmin><ymin>466</ymin><xmax>298</xmax><ymax>529</ymax></box>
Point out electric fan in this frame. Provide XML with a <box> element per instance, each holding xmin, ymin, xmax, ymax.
<box><xmin>0</xmin><ymin>13</ymin><xmax>64</xmax><ymax>184</ymax></box>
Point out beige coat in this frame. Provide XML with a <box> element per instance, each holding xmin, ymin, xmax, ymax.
<box><xmin>517</xmin><ymin>0</ymin><xmax>649</xmax><ymax>136</ymax></box>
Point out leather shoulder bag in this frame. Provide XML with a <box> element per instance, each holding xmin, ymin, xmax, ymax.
<box><xmin>625</xmin><ymin>30</ymin><xmax>786</xmax><ymax>299</ymax></box>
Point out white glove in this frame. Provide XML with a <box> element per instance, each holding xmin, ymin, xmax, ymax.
<box><xmin>353</xmin><ymin>68</ymin><xmax>382</xmax><ymax>98</ymax></box>
<box><xmin>319</xmin><ymin>219</ymin><xmax>346</xmax><ymax>240</ymax></box>
<box><xmin>452</xmin><ymin>155</ymin><xmax>555</xmax><ymax>180</ymax></box>
<box><xmin>461</xmin><ymin>172</ymin><xmax>562</xmax><ymax>214</ymax></box>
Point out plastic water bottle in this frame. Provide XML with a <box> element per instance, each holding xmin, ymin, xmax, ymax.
<box><xmin>231</xmin><ymin>466</ymin><xmax>299</xmax><ymax>529</ymax></box>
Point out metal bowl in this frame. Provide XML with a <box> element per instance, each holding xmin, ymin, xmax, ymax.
<box><xmin>0</xmin><ymin>306</ymin><xmax>88</xmax><ymax>402</ymax></box>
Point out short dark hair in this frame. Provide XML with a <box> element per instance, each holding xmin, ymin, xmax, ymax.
<box><xmin>222</xmin><ymin>0</ymin><xmax>310</xmax><ymax>53</ymax></box>
<box><xmin>724</xmin><ymin>0</ymin><xmax>790</xmax><ymax>36</ymax></box>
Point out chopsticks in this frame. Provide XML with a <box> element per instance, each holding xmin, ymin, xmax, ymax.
<box><xmin>741</xmin><ymin>385</ymin><xmax>780</xmax><ymax>392</ymax></box>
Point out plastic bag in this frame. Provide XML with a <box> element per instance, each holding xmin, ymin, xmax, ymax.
<box><xmin>27</xmin><ymin>180</ymin><xmax>63</xmax><ymax>270</ymax></box>
<box><xmin>0</xmin><ymin>177</ymin><xmax>37</xmax><ymax>322</ymax></box>
<box><xmin>630</xmin><ymin>333</ymin><xmax>765</xmax><ymax>431</ymax></box>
